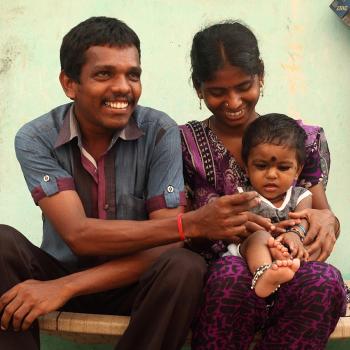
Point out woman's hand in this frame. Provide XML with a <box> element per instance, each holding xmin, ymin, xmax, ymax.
<box><xmin>288</xmin><ymin>208</ymin><xmax>337</xmax><ymax>261</ymax></box>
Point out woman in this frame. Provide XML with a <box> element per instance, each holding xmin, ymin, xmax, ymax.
<box><xmin>180</xmin><ymin>21</ymin><xmax>347</xmax><ymax>349</ymax></box>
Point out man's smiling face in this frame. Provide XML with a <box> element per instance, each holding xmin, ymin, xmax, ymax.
<box><xmin>63</xmin><ymin>44</ymin><xmax>142</xmax><ymax>135</ymax></box>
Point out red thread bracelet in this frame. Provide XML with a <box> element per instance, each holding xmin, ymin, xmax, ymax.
<box><xmin>177</xmin><ymin>213</ymin><xmax>185</xmax><ymax>241</ymax></box>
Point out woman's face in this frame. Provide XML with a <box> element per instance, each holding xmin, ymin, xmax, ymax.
<box><xmin>197</xmin><ymin>64</ymin><xmax>262</xmax><ymax>129</ymax></box>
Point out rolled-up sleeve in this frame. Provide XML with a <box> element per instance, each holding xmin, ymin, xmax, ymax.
<box><xmin>15</xmin><ymin>127</ymin><xmax>75</xmax><ymax>204</ymax></box>
<box><xmin>146</xmin><ymin>124</ymin><xmax>186</xmax><ymax>212</ymax></box>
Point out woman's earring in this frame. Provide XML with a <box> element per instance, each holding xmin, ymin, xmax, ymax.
<box><xmin>260</xmin><ymin>81</ymin><xmax>264</xmax><ymax>97</ymax></box>
<box><xmin>199</xmin><ymin>98</ymin><xmax>202</xmax><ymax>110</ymax></box>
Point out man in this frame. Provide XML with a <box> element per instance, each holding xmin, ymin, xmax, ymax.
<box><xmin>0</xmin><ymin>17</ymin><xmax>267</xmax><ymax>350</ymax></box>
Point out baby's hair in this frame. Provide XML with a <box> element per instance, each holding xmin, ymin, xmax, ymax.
<box><xmin>242</xmin><ymin>113</ymin><xmax>307</xmax><ymax>166</ymax></box>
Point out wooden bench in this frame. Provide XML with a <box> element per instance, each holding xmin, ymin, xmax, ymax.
<box><xmin>39</xmin><ymin>281</ymin><xmax>350</xmax><ymax>345</ymax></box>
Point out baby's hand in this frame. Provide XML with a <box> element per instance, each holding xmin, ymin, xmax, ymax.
<box><xmin>276</xmin><ymin>232</ymin><xmax>309</xmax><ymax>261</ymax></box>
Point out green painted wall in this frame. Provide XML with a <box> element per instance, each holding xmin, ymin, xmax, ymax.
<box><xmin>1</xmin><ymin>1</ymin><xmax>350</xmax><ymax>348</ymax></box>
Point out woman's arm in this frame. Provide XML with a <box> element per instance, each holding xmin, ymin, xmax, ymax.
<box><xmin>309</xmin><ymin>182</ymin><xmax>330</xmax><ymax>209</ymax></box>
<box><xmin>289</xmin><ymin>123</ymin><xmax>339</xmax><ymax>261</ymax></box>
<box><xmin>289</xmin><ymin>183</ymin><xmax>339</xmax><ymax>261</ymax></box>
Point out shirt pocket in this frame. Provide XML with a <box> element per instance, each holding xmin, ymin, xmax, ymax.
<box><xmin>118</xmin><ymin>194</ymin><xmax>147</xmax><ymax>220</ymax></box>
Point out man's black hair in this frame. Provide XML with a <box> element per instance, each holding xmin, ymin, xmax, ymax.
<box><xmin>242</xmin><ymin>113</ymin><xmax>307</xmax><ymax>166</ymax></box>
<box><xmin>60</xmin><ymin>16</ymin><xmax>140</xmax><ymax>82</ymax></box>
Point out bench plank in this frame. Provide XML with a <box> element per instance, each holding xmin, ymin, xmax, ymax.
<box><xmin>39</xmin><ymin>280</ymin><xmax>350</xmax><ymax>344</ymax></box>
<box><xmin>57</xmin><ymin>312</ymin><xmax>130</xmax><ymax>335</ymax></box>
<box><xmin>40</xmin><ymin>313</ymin><xmax>130</xmax><ymax>344</ymax></box>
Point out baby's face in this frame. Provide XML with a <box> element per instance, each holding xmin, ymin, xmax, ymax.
<box><xmin>246</xmin><ymin>143</ymin><xmax>302</xmax><ymax>204</ymax></box>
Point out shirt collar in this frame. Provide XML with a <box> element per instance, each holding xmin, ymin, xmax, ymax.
<box><xmin>54</xmin><ymin>104</ymin><xmax>144</xmax><ymax>149</ymax></box>
<box><xmin>258</xmin><ymin>186</ymin><xmax>293</xmax><ymax>211</ymax></box>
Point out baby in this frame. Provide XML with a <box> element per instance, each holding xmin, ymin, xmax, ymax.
<box><xmin>225</xmin><ymin>114</ymin><xmax>311</xmax><ymax>298</ymax></box>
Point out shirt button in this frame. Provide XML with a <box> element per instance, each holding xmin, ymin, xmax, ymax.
<box><xmin>43</xmin><ymin>175</ymin><xmax>50</xmax><ymax>182</ymax></box>
<box><xmin>167</xmin><ymin>185</ymin><xmax>174</xmax><ymax>193</ymax></box>
<box><xmin>104</xmin><ymin>204</ymin><xmax>109</xmax><ymax>210</ymax></box>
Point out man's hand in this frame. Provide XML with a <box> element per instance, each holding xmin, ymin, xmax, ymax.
<box><xmin>184</xmin><ymin>191</ymin><xmax>272</xmax><ymax>241</ymax></box>
<box><xmin>271</xmin><ymin>218</ymin><xmax>302</xmax><ymax>234</ymax></box>
<box><xmin>289</xmin><ymin>208</ymin><xmax>337</xmax><ymax>261</ymax></box>
<box><xmin>0</xmin><ymin>279</ymin><xmax>72</xmax><ymax>331</ymax></box>
<box><xmin>243</xmin><ymin>212</ymin><xmax>275</xmax><ymax>237</ymax></box>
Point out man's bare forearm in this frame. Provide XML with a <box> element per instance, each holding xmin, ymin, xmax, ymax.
<box><xmin>70</xmin><ymin>216</ymin><xmax>182</xmax><ymax>255</ymax></box>
<box><xmin>39</xmin><ymin>192</ymin><xmax>184</xmax><ymax>256</ymax></box>
<box><xmin>39</xmin><ymin>190</ymin><xmax>261</xmax><ymax>257</ymax></box>
<box><xmin>60</xmin><ymin>243</ymin><xmax>182</xmax><ymax>298</ymax></box>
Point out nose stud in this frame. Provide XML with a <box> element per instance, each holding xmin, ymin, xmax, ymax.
<box><xmin>224</xmin><ymin>102</ymin><xmax>229</xmax><ymax>108</ymax></box>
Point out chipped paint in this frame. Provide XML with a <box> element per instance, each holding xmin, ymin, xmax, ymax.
<box><xmin>0</xmin><ymin>42</ymin><xmax>21</xmax><ymax>76</ymax></box>
<box><xmin>0</xmin><ymin>57</ymin><xmax>12</xmax><ymax>75</ymax></box>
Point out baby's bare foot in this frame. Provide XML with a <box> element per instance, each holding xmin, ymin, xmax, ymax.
<box><xmin>254</xmin><ymin>258</ymin><xmax>300</xmax><ymax>298</ymax></box>
<box><xmin>267</xmin><ymin>236</ymin><xmax>290</xmax><ymax>260</ymax></box>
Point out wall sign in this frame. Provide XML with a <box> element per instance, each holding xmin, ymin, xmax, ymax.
<box><xmin>330</xmin><ymin>0</ymin><xmax>350</xmax><ymax>26</ymax></box>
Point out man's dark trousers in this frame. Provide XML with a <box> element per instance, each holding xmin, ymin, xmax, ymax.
<box><xmin>0</xmin><ymin>224</ymin><xmax>207</xmax><ymax>350</ymax></box>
